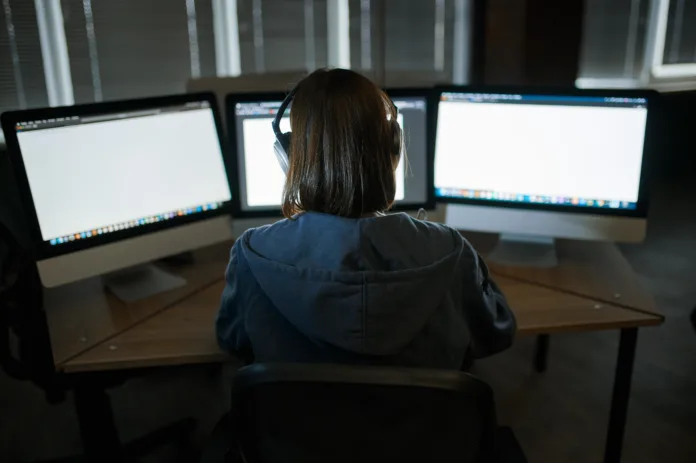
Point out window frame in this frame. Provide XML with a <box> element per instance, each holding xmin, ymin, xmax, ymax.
<box><xmin>577</xmin><ymin>0</ymin><xmax>696</xmax><ymax>91</ymax></box>
<box><xmin>648</xmin><ymin>0</ymin><xmax>696</xmax><ymax>80</ymax></box>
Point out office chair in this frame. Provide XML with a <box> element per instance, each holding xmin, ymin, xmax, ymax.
<box><xmin>202</xmin><ymin>363</ymin><xmax>526</xmax><ymax>463</ymax></box>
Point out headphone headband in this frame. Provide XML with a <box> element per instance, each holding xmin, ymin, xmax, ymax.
<box><xmin>271</xmin><ymin>84</ymin><xmax>401</xmax><ymax>176</ymax></box>
<box><xmin>273</xmin><ymin>86</ymin><xmax>297</xmax><ymax>139</ymax></box>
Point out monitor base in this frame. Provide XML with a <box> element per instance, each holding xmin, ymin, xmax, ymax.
<box><xmin>104</xmin><ymin>264</ymin><xmax>187</xmax><ymax>303</ymax></box>
<box><xmin>488</xmin><ymin>234</ymin><xmax>558</xmax><ymax>268</ymax></box>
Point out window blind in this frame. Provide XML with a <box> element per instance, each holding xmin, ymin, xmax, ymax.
<box><xmin>579</xmin><ymin>0</ymin><xmax>651</xmax><ymax>80</ymax></box>
<box><xmin>0</xmin><ymin>0</ymin><xmax>48</xmax><ymax>113</ymax></box>
<box><xmin>664</xmin><ymin>0</ymin><xmax>696</xmax><ymax>65</ymax></box>
<box><xmin>384</xmin><ymin>0</ymin><xmax>454</xmax><ymax>79</ymax></box>
<box><xmin>236</xmin><ymin>0</ymin><xmax>329</xmax><ymax>74</ymax></box>
<box><xmin>60</xmin><ymin>0</ymin><xmax>216</xmax><ymax>103</ymax></box>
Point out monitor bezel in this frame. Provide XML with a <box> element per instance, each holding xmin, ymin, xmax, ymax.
<box><xmin>225</xmin><ymin>91</ymin><xmax>286</xmax><ymax>220</ymax></box>
<box><xmin>225</xmin><ymin>88</ymin><xmax>437</xmax><ymax>219</ymax></box>
<box><xmin>432</xmin><ymin>85</ymin><xmax>658</xmax><ymax>219</ymax></box>
<box><xmin>0</xmin><ymin>92</ymin><xmax>234</xmax><ymax>261</ymax></box>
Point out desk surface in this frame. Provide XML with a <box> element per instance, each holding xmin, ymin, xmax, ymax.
<box><xmin>45</xmin><ymin>242</ymin><xmax>231</xmax><ymax>368</ymax></box>
<box><xmin>468</xmin><ymin>235</ymin><xmax>660</xmax><ymax>317</ymax></box>
<box><xmin>46</xmin><ymin>235</ymin><xmax>664</xmax><ymax>373</ymax></box>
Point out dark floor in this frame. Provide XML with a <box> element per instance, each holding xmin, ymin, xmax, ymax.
<box><xmin>1</xmin><ymin>172</ymin><xmax>695</xmax><ymax>463</ymax></box>
<box><xmin>477</xmin><ymin>173</ymin><xmax>696</xmax><ymax>463</ymax></box>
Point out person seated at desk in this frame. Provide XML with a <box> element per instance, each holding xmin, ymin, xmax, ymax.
<box><xmin>216</xmin><ymin>68</ymin><xmax>515</xmax><ymax>369</ymax></box>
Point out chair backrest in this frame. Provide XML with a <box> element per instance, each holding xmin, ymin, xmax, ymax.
<box><xmin>230</xmin><ymin>363</ymin><xmax>498</xmax><ymax>463</ymax></box>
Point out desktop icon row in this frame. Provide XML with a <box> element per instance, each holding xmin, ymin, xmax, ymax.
<box><xmin>435</xmin><ymin>188</ymin><xmax>635</xmax><ymax>210</ymax></box>
<box><xmin>49</xmin><ymin>202</ymin><xmax>222</xmax><ymax>246</ymax></box>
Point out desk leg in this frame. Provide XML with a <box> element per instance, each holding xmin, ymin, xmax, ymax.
<box><xmin>534</xmin><ymin>334</ymin><xmax>549</xmax><ymax>372</ymax></box>
<box><xmin>603</xmin><ymin>328</ymin><xmax>638</xmax><ymax>463</ymax></box>
<box><xmin>73</xmin><ymin>383</ymin><xmax>125</xmax><ymax>462</ymax></box>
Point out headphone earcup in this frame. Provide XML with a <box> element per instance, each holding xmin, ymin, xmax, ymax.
<box><xmin>273</xmin><ymin>132</ymin><xmax>292</xmax><ymax>174</ymax></box>
<box><xmin>391</xmin><ymin>120</ymin><xmax>402</xmax><ymax>158</ymax></box>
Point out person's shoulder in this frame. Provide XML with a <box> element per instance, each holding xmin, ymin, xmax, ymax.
<box><xmin>397</xmin><ymin>213</ymin><xmax>481</xmax><ymax>256</ymax></box>
<box><xmin>399</xmin><ymin>213</ymin><xmax>461</xmax><ymax>241</ymax></box>
<box><xmin>237</xmin><ymin>218</ymin><xmax>307</xmax><ymax>257</ymax></box>
<box><xmin>238</xmin><ymin>214</ymin><xmax>333</xmax><ymax>266</ymax></box>
<box><xmin>240</xmin><ymin>218</ymin><xmax>293</xmax><ymax>243</ymax></box>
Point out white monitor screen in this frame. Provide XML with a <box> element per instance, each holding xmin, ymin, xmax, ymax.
<box><xmin>14</xmin><ymin>101</ymin><xmax>232</xmax><ymax>246</ymax></box>
<box><xmin>232</xmin><ymin>96</ymin><xmax>429</xmax><ymax>213</ymax></box>
<box><xmin>434</xmin><ymin>92</ymin><xmax>649</xmax><ymax>210</ymax></box>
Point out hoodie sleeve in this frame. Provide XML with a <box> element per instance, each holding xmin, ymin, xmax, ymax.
<box><xmin>462</xmin><ymin>247</ymin><xmax>516</xmax><ymax>358</ymax></box>
<box><xmin>216</xmin><ymin>240</ymin><xmax>253</xmax><ymax>361</ymax></box>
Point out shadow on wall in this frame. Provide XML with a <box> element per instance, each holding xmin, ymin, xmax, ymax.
<box><xmin>655</xmin><ymin>91</ymin><xmax>696</xmax><ymax>179</ymax></box>
<box><xmin>0</xmin><ymin>145</ymin><xmax>32</xmax><ymax>250</ymax></box>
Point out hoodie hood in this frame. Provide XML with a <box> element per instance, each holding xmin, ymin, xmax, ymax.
<box><xmin>240</xmin><ymin>212</ymin><xmax>464</xmax><ymax>356</ymax></box>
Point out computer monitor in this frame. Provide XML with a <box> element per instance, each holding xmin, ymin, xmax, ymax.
<box><xmin>226</xmin><ymin>89</ymin><xmax>434</xmax><ymax>218</ymax></box>
<box><xmin>1</xmin><ymin>93</ymin><xmax>234</xmax><ymax>293</ymax></box>
<box><xmin>434</xmin><ymin>87</ymin><xmax>655</xmax><ymax>266</ymax></box>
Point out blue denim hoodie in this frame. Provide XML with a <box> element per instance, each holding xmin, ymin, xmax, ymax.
<box><xmin>216</xmin><ymin>212</ymin><xmax>515</xmax><ymax>369</ymax></box>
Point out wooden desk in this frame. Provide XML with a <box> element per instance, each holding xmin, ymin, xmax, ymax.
<box><xmin>466</xmin><ymin>233</ymin><xmax>659</xmax><ymax>316</ymax></box>
<box><xmin>44</xmin><ymin>242</ymin><xmax>232</xmax><ymax>369</ymax></box>
<box><xmin>57</xmin><ymin>275</ymin><xmax>659</xmax><ymax>373</ymax></box>
<box><xmin>45</xmin><ymin>238</ymin><xmax>663</xmax><ymax>463</ymax></box>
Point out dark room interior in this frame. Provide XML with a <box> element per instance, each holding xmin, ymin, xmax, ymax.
<box><xmin>1</xmin><ymin>1</ymin><xmax>695</xmax><ymax>462</ymax></box>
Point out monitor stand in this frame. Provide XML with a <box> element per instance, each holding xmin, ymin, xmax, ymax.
<box><xmin>103</xmin><ymin>264</ymin><xmax>187</xmax><ymax>303</ymax></box>
<box><xmin>487</xmin><ymin>233</ymin><xmax>558</xmax><ymax>268</ymax></box>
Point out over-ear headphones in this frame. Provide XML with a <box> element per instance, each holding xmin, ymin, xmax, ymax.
<box><xmin>272</xmin><ymin>87</ymin><xmax>297</xmax><ymax>175</ymax></box>
<box><xmin>272</xmin><ymin>86</ymin><xmax>402</xmax><ymax>174</ymax></box>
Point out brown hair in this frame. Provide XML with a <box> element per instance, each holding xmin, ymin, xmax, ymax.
<box><xmin>281</xmin><ymin>68</ymin><xmax>402</xmax><ymax>219</ymax></box>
